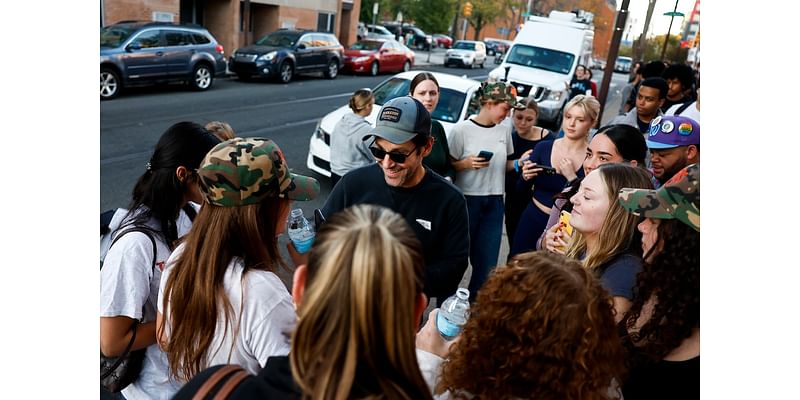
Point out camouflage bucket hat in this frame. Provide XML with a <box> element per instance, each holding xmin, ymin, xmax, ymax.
<box><xmin>618</xmin><ymin>163</ymin><xmax>699</xmax><ymax>231</ymax></box>
<box><xmin>475</xmin><ymin>81</ymin><xmax>525</xmax><ymax>109</ymax></box>
<box><xmin>198</xmin><ymin>137</ymin><xmax>320</xmax><ymax>206</ymax></box>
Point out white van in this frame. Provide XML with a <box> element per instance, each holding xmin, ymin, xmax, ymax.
<box><xmin>489</xmin><ymin>10</ymin><xmax>594</xmax><ymax>125</ymax></box>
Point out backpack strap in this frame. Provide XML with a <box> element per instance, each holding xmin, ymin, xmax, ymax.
<box><xmin>109</xmin><ymin>226</ymin><xmax>158</xmax><ymax>274</ymax></box>
<box><xmin>192</xmin><ymin>365</ymin><xmax>250</xmax><ymax>400</ymax></box>
<box><xmin>675</xmin><ymin>101</ymin><xmax>693</xmax><ymax>116</ymax></box>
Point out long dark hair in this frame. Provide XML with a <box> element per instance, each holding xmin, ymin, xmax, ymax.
<box><xmin>124</xmin><ymin>121</ymin><xmax>220</xmax><ymax>247</ymax></box>
<box><xmin>409</xmin><ymin>72</ymin><xmax>439</xmax><ymax>94</ymax></box>
<box><xmin>595</xmin><ymin>124</ymin><xmax>648</xmax><ymax>166</ymax></box>
<box><xmin>622</xmin><ymin>219</ymin><xmax>700</xmax><ymax>365</ymax></box>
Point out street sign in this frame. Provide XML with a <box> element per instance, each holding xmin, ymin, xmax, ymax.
<box><xmin>373</xmin><ymin>3</ymin><xmax>378</xmax><ymax>15</ymax></box>
<box><xmin>663</xmin><ymin>11</ymin><xmax>685</xmax><ymax>17</ymax></box>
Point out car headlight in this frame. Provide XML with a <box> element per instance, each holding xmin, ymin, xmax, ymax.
<box><xmin>353</xmin><ymin>56</ymin><xmax>371</xmax><ymax>62</ymax></box>
<box><xmin>314</xmin><ymin>121</ymin><xmax>327</xmax><ymax>141</ymax></box>
<box><xmin>258</xmin><ymin>51</ymin><xmax>277</xmax><ymax>61</ymax></box>
<box><xmin>546</xmin><ymin>89</ymin><xmax>565</xmax><ymax>102</ymax></box>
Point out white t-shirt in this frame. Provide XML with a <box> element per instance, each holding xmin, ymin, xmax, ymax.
<box><xmin>448</xmin><ymin>119</ymin><xmax>513</xmax><ymax>196</ymax></box>
<box><xmin>99</xmin><ymin>210</ymin><xmax>184</xmax><ymax>400</ymax></box>
<box><xmin>158</xmin><ymin>243</ymin><xmax>295</xmax><ymax>377</ymax></box>
<box><xmin>666</xmin><ymin>101</ymin><xmax>700</xmax><ymax>122</ymax></box>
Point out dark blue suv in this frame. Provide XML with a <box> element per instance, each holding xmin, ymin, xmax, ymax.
<box><xmin>100</xmin><ymin>21</ymin><xmax>227</xmax><ymax>100</ymax></box>
<box><xmin>229</xmin><ymin>30</ymin><xmax>343</xmax><ymax>83</ymax></box>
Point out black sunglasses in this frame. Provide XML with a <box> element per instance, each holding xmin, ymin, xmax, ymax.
<box><xmin>369</xmin><ymin>145</ymin><xmax>417</xmax><ymax>164</ymax></box>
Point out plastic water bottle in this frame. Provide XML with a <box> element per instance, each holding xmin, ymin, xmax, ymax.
<box><xmin>436</xmin><ymin>288</ymin><xmax>470</xmax><ymax>340</ymax></box>
<box><xmin>287</xmin><ymin>209</ymin><xmax>315</xmax><ymax>254</ymax></box>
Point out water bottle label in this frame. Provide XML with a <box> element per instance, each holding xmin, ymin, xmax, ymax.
<box><xmin>436</xmin><ymin>312</ymin><xmax>461</xmax><ymax>340</ymax></box>
<box><xmin>292</xmin><ymin>236</ymin><xmax>315</xmax><ymax>253</ymax></box>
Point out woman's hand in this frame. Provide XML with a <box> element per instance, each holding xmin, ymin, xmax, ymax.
<box><xmin>557</xmin><ymin>158</ymin><xmax>577</xmax><ymax>181</ymax></box>
<box><xmin>416</xmin><ymin>309</ymin><xmax>457</xmax><ymax>358</ymax></box>
<box><xmin>544</xmin><ymin>223</ymin><xmax>573</xmax><ymax>254</ymax></box>
<box><xmin>454</xmin><ymin>155</ymin><xmax>490</xmax><ymax>172</ymax></box>
<box><xmin>521</xmin><ymin>160</ymin><xmax>545</xmax><ymax>181</ymax></box>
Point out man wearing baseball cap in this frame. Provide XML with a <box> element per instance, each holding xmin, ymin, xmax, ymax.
<box><xmin>320</xmin><ymin>96</ymin><xmax>469</xmax><ymax>304</ymax></box>
<box><xmin>646</xmin><ymin>115</ymin><xmax>700</xmax><ymax>187</ymax></box>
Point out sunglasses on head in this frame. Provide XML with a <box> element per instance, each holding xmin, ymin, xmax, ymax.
<box><xmin>369</xmin><ymin>145</ymin><xmax>417</xmax><ymax>164</ymax></box>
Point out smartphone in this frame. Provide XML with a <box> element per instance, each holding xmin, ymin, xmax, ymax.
<box><xmin>536</xmin><ymin>165</ymin><xmax>558</xmax><ymax>175</ymax></box>
<box><xmin>477</xmin><ymin>150</ymin><xmax>494</xmax><ymax>161</ymax></box>
<box><xmin>559</xmin><ymin>211</ymin><xmax>574</xmax><ymax>236</ymax></box>
<box><xmin>314</xmin><ymin>209</ymin><xmax>326</xmax><ymax>228</ymax></box>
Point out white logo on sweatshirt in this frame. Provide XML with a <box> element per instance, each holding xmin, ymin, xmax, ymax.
<box><xmin>416</xmin><ymin>219</ymin><xmax>431</xmax><ymax>231</ymax></box>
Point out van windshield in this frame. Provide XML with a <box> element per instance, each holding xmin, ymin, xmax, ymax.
<box><xmin>505</xmin><ymin>44</ymin><xmax>575</xmax><ymax>75</ymax></box>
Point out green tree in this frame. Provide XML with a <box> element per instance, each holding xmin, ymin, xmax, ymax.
<box><xmin>466</xmin><ymin>0</ymin><xmax>505</xmax><ymax>40</ymax></box>
<box><xmin>407</xmin><ymin>0</ymin><xmax>456</xmax><ymax>34</ymax></box>
<box><xmin>360</xmin><ymin>0</ymin><xmax>391</xmax><ymax>24</ymax></box>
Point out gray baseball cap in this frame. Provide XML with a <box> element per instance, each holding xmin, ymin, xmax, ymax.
<box><xmin>362</xmin><ymin>96</ymin><xmax>431</xmax><ymax>144</ymax></box>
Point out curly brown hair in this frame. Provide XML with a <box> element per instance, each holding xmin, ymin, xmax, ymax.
<box><xmin>437</xmin><ymin>251</ymin><xmax>625</xmax><ymax>399</ymax></box>
<box><xmin>622</xmin><ymin>219</ymin><xmax>700</xmax><ymax>366</ymax></box>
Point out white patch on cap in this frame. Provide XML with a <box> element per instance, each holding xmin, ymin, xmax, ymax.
<box><xmin>379</xmin><ymin>106</ymin><xmax>402</xmax><ymax>123</ymax></box>
<box><xmin>661</xmin><ymin>120</ymin><xmax>675</xmax><ymax>133</ymax></box>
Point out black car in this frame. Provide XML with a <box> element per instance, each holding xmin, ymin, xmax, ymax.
<box><xmin>100</xmin><ymin>21</ymin><xmax>227</xmax><ymax>100</ymax></box>
<box><xmin>229</xmin><ymin>30</ymin><xmax>344</xmax><ymax>83</ymax></box>
<box><xmin>383</xmin><ymin>23</ymin><xmax>431</xmax><ymax>51</ymax></box>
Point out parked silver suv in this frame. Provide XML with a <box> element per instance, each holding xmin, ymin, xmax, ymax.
<box><xmin>100</xmin><ymin>21</ymin><xmax>227</xmax><ymax>100</ymax></box>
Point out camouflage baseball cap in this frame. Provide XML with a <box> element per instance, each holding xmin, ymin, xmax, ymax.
<box><xmin>618</xmin><ymin>163</ymin><xmax>699</xmax><ymax>231</ymax></box>
<box><xmin>478</xmin><ymin>81</ymin><xmax>525</xmax><ymax>109</ymax></box>
<box><xmin>198</xmin><ymin>137</ymin><xmax>320</xmax><ymax>206</ymax></box>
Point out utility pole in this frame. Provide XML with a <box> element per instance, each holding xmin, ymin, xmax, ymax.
<box><xmin>660</xmin><ymin>0</ymin><xmax>680</xmax><ymax>61</ymax></box>
<box><xmin>634</xmin><ymin>0</ymin><xmax>656</xmax><ymax>61</ymax></box>
<box><xmin>597</xmin><ymin>0</ymin><xmax>630</xmax><ymax>125</ymax></box>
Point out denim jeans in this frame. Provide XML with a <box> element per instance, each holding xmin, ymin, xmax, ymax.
<box><xmin>464</xmin><ymin>195</ymin><xmax>504</xmax><ymax>301</ymax></box>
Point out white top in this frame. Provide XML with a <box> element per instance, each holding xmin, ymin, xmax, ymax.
<box><xmin>100</xmin><ymin>209</ymin><xmax>186</xmax><ymax>400</ymax></box>
<box><xmin>158</xmin><ymin>243</ymin><xmax>295</xmax><ymax>377</ymax></box>
<box><xmin>448</xmin><ymin>119</ymin><xmax>513</xmax><ymax>196</ymax></box>
<box><xmin>666</xmin><ymin>101</ymin><xmax>700</xmax><ymax>123</ymax></box>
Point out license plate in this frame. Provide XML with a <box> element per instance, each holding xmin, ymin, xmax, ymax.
<box><xmin>236</xmin><ymin>54</ymin><xmax>257</xmax><ymax>62</ymax></box>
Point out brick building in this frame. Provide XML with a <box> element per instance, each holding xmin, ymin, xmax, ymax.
<box><xmin>101</xmin><ymin>0</ymin><xmax>361</xmax><ymax>55</ymax></box>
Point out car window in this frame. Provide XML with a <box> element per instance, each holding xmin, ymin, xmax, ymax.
<box><xmin>454</xmin><ymin>42</ymin><xmax>475</xmax><ymax>50</ymax></box>
<box><xmin>505</xmin><ymin>44</ymin><xmax>575</xmax><ymax>75</ymax></box>
<box><xmin>434</xmin><ymin>87</ymin><xmax>468</xmax><ymax>123</ymax></box>
<box><xmin>351</xmin><ymin>41</ymin><xmax>382</xmax><ymax>51</ymax></box>
<box><xmin>372</xmin><ymin>77</ymin><xmax>411</xmax><ymax>106</ymax></box>
<box><xmin>256</xmin><ymin>32</ymin><xmax>299</xmax><ymax>47</ymax></box>
<box><xmin>325</xmin><ymin>34</ymin><xmax>340</xmax><ymax>46</ymax></box>
<box><xmin>191</xmin><ymin>33</ymin><xmax>211</xmax><ymax>44</ymax></box>
<box><xmin>100</xmin><ymin>26</ymin><xmax>135</xmax><ymax>47</ymax></box>
<box><xmin>376</xmin><ymin>26</ymin><xmax>390</xmax><ymax>35</ymax></box>
<box><xmin>297</xmin><ymin>34</ymin><xmax>313</xmax><ymax>47</ymax></box>
<box><xmin>165</xmin><ymin>30</ymin><xmax>192</xmax><ymax>46</ymax></box>
<box><xmin>130</xmin><ymin>30</ymin><xmax>162</xmax><ymax>49</ymax></box>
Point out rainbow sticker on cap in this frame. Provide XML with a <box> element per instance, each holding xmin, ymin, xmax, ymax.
<box><xmin>661</xmin><ymin>120</ymin><xmax>675</xmax><ymax>134</ymax></box>
<box><xmin>678</xmin><ymin>123</ymin><xmax>693</xmax><ymax>136</ymax></box>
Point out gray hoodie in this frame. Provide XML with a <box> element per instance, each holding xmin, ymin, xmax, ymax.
<box><xmin>330</xmin><ymin>112</ymin><xmax>375</xmax><ymax>176</ymax></box>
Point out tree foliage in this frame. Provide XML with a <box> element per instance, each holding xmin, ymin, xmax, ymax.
<box><xmin>618</xmin><ymin>34</ymin><xmax>688</xmax><ymax>63</ymax></box>
<box><xmin>407</xmin><ymin>0</ymin><xmax>457</xmax><ymax>34</ymax></box>
<box><xmin>466</xmin><ymin>0</ymin><xmax>506</xmax><ymax>40</ymax></box>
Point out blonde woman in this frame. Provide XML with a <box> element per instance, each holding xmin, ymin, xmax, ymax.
<box><xmin>330</xmin><ymin>88</ymin><xmax>375</xmax><ymax>186</ymax></box>
<box><xmin>565</xmin><ymin>163</ymin><xmax>653</xmax><ymax>320</ymax></box>
<box><xmin>205</xmin><ymin>120</ymin><xmax>236</xmax><ymax>141</ymax></box>
<box><xmin>509</xmin><ymin>94</ymin><xmax>600</xmax><ymax>257</ymax></box>
<box><xmin>170</xmin><ymin>204</ymin><xmax>433</xmax><ymax>400</ymax></box>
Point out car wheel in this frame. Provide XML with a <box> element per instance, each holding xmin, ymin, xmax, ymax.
<box><xmin>370</xmin><ymin>61</ymin><xmax>379</xmax><ymax>76</ymax></box>
<box><xmin>324</xmin><ymin>59</ymin><xmax>339</xmax><ymax>79</ymax></box>
<box><xmin>402</xmin><ymin>60</ymin><xmax>411</xmax><ymax>72</ymax></box>
<box><xmin>278</xmin><ymin>61</ymin><xmax>293</xmax><ymax>83</ymax></box>
<box><xmin>190</xmin><ymin>63</ymin><xmax>213</xmax><ymax>91</ymax></box>
<box><xmin>100</xmin><ymin>67</ymin><xmax>120</xmax><ymax>100</ymax></box>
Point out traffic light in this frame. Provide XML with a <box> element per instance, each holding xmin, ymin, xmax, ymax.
<box><xmin>463</xmin><ymin>2</ymin><xmax>473</xmax><ymax>17</ymax></box>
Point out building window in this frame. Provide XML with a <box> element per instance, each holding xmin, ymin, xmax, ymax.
<box><xmin>317</xmin><ymin>12</ymin><xmax>335</xmax><ymax>33</ymax></box>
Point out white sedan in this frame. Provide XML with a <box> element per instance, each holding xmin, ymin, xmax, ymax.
<box><xmin>306</xmin><ymin>71</ymin><xmax>481</xmax><ymax>177</ymax></box>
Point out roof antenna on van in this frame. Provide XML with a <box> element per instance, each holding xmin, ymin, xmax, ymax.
<box><xmin>503</xmin><ymin>66</ymin><xmax>511</xmax><ymax>82</ymax></box>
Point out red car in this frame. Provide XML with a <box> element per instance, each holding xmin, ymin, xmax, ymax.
<box><xmin>343</xmin><ymin>39</ymin><xmax>415</xmax><ymax>76</ymax></box>
<box><xmin>433</xmin><ymin>34</ymin><xmax>453</xmax><ymax>49</ymax></box>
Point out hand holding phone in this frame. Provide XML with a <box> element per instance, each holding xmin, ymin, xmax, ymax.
<box><xmin>535</xmin><ymin>165</ymin><xmax>558</xmax><ymax>175</ymax></box>
<box><xmin>477</xmin><ymin>150</ymin><xmax>494</xmax><ymax>161</ymax></box>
